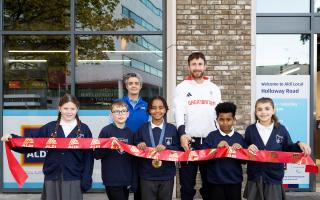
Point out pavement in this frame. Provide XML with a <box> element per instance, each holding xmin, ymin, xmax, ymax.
<box><xmin>0</xmin><ymin>192</ymin><xmax>319</xmax><ymax>200</ymax></box>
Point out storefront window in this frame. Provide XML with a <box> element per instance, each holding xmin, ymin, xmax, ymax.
<box><xmin>76</xmin><ymin>0</ymin><xmax>162</xmax><ymax>31</ymax></box>
<box><xmin>1</xmin><ymin>0</ymin><xmax>164</xmax><ymax>191</ymax></box>
<box><xmin>257</xmin><ymin>0</ymin><xmax>310</xmax><ymax>13</ymax></box>
<box><xmin>3</xmin><ymin>36</ymin><xmax>71</xmax><ymax>109</ymax></box>
<box><xmin>256</xmin><ymin>34</ymin><xmax>310</xmax><ymax>75</ymax></box>
<box><xmin>316</xmin><ymin>0</ymin><xmax>320</xmax><ymax>13</ymax></box>
<box><xmin>3</xmin><ymin>0</ymin><xmax>70</xmax><ymax>31</ymax></box>
<box><xmin>76</xmin><ymin>35</ymin><xmax>163</xmax><ymax>109</ymax></box>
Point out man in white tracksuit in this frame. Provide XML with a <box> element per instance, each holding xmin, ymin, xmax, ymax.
<box><xmin>174</xmin><ymin>52</ymin><xmax>221</xmax><ymax>200</ymax></box>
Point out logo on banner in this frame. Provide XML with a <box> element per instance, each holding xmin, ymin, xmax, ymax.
<box><xmin>130</xmin><ymin>146</ymin><xmax>140</xmax><ymax>154</ymax></box>
<box><xmin>188</xmin><ymin>151</ymin><xmax>199</xmax><ymax>161</ymax></box>
<box><xmin>90</xmin><ymin>139</ymin><xmax>101</xmax><ymax>149</ymax></box>
<box><xmin>248</xmin><ymin>152</ymin><xmax>257</xmax><ymax>161</ymax></box>
<box><xmin>68</xmin><ymin>138</ymin><xmax>80</xmax><ymax>148</ymax></box>
<box><xmin>21</xmin><ymin>125</ymin><xmax>45</xmax><ymax>166</ymax></box>
<box><xmin>45</xmin><ymin>138</ymin><xmax>57</xmax><ymax>148</ymax></box>
<box><xmin>227</xmin><ymin>147</ymin><xmax>236</xmax><ymax>158</ymax></box>
<box><xmin>22</xmin><ymin>138</ymin><xmax>34</xmax><ymax>147</ymax></box>
<box><xmin>111</xmin><ymin>139</ymin><xmax>120</xmax><ymax>150</ymax></box>
<box><xmin>292</xmin><ymin>153</ymin><xmax>302</xmax><ymax>164</ymax></box>
<box><xmin>268</xmin><ymin>152</ymin><xmax>279</xmax><ymax>162</ymax></box>
<box><xmin>168</xmin><ymin>152</ymin><xmax>179</xmax><ymax>161</ymax></box>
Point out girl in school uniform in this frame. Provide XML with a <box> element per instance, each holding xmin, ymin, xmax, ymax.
<box><xmin>1</xmin><ymin>94</ymin><xmax>94</xmax><ymax>200</ymax></box>
<box><xmin>135</xmin><ymin>96</ymin><xmax>179</xmax><ymax>200</ymax></box>
<box><xmin>244</xmin><ymin>97</ymin><xmax>311</xmax><ymax>200</ymax></box>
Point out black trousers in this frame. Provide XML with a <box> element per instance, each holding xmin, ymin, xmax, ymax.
<box><xmin>140</xmin><ymin>179</ymin><xmax>174</xmax><ymax>200</ymax></box>
<box><xmin>179</xmin><ymin>137</ymin><xmax>210</xmax><ymax>200</ymax></box>
<box><xmin>208</xmin><ymin>183</ymin><xmax>242</xmax><ymax>200</ymax></box>
<box><xmin>105</xmin><ymin>186</ymin><xmax>129</xmax><ymax>200</ymax></box>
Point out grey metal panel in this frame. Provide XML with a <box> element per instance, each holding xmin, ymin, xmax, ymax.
<box><xmin>0</xmin><ymin>34</ymin><xmax>3</xmax><ymax>193</ymax></box>
<box><xmin>310</xmin><ymin>33</ymin><xmax>316</xmax><ymax>192</ymax></box>
<box><xmin>162</xmin><ymin>0</ymin><xmax>166</xmax><ymax>98</ymax></box>
<box><xmin>71</xmin><ymin>0</ymin><xmax>75</xmax><ymax>95</ymax></box>
<box><xmin>257</xmin><ymin>13</ymin><xmax>312</xmax><ymax>17</ymax></box>
<box><xmin>257</xmin><ymin>17</ymin><xmax>311</xmax><ymax>33</ymax></box>
<box><xmin>1</xmin><ymin>31</ymin><xmax>163</xmax><ymax>35</ymax></box>
<box><xmin>312</xmin><ymin>17</ymin><xmax>320</xmax><ymax>32</ymax></box>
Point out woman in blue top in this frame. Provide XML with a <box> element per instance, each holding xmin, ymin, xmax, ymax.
<box><xmin>244</xmin><ymin>97</ymin><xmax>311</xmax><ymax>200</ymax></box>
<box><xmin>121</xmin><ymin>72</ymin><xmax>149</xmax><ymax>134</ymax></box>
<box><xmin>2</xmin><ymin>94</ymin><xmax>94</xmax><ymax>200</ymax></box>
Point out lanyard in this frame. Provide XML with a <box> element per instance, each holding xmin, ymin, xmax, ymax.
<box><xmin>148</xmin><ymin>122</ymin><xmax>166</xmax><ymax>147</ymax></box>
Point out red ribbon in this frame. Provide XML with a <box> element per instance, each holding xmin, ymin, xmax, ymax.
<box><xmin>5</xmin><ymin>137</ymin><xmax>318</xmax><ymax>187</ymax></box>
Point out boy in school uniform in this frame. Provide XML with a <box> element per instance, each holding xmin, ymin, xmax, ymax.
<box><xmin>94</xmin><ymin>101</ymin><xmax>136</xmax><ymax>200</ymax></box>
<box><xmin>202</xmin><ymin>102</ymin><xmax>246</xmax><ymax>200</ymax></box>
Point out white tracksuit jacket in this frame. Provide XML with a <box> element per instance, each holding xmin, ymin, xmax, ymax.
<box><xmin>174</xmin><ymin>76</ymin><xmax>222</xmax><ymax>138</ymax></box>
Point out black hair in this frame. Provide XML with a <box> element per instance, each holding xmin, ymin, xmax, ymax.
<box><xmin>255</xmin><ymin>97</ymin><xmax>280</xmax><ymax>128</ymax></box>
<box><xmin>215</xmin><ymin>102</ymin><xmax>237</xmax><ymax>118</ymax></box>
<box><xmin>51</xmin><ymin>93</ymin><xmax>81</xmax><ymax>138</ymax></box>
<box><xmin>188</xmin><ymin>52</ymin><xmax>206</xmax><ymax>66</ymax></box>
<box><xmin>147</xmin><ymin>96</ymin><xmax>169</xmax><ymax>115</ymax></box>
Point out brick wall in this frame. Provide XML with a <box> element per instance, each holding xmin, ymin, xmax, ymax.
<box><xmin>176</xmin><ymin>0</ymin><xmax>252</xmax><ymax>198</ymax></box>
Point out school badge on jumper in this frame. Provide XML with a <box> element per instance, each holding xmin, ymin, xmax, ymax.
<box><xmin>276</xmin><ymin>134</ymin><xmax>283</xmax><ymax>144</ymax></box>
<box><xmin>165</xmin><ymin>137</ymin><xmax>172</xmax><ymax>145</ymax></box>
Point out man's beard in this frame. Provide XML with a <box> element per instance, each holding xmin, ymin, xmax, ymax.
<box><xmin>191</xmin><ymin>70</ymin><xmax>204</xmax><ymax>79</ymax></box>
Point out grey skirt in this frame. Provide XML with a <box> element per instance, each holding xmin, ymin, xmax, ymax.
<box><xmin>41</xmin><ymin>178</ymin><xmax>83</xmax><ymax>200</ymax></box>
<box><xmin>243</xmin><ymin>177</ymin><xmax>286</xmax><ymax>200</ymax></box>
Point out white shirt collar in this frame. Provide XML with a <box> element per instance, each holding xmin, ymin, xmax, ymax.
<box><xmin>218</xmin><ymin>127</ymin><xmax>235</xmax><ymax>137</ymax></box>
<box><xmin>151</xmin><ymin>120</ymin><xmax>164</xmax><ymax>129</ymax></box>
<box><xmin>60</xmin><ymin>119</ymin><xmax>77</xmax><ymax>126</ymax></box>
<box><xmin>60</xmin><ymin>119</ymin><xmax>77</xmax><ymax>137</ymax></box>
<box><xmin>256</xmin><ymin>121</ymin><xmax>274</xmax><ymax>130</ymax></box>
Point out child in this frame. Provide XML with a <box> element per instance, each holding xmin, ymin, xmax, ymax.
<box><xmin>1</xmin><ymin>94</ymin><xmax>94</xmax><ymax>200</ymax></box>
<box><xmin>94</xmin><ymin>101</ymin><xmax>136</xmax><ymax>200</ymax></box>
<box><xmin>244</xmin><ymin>97</ymin><xmax>311</xmax><ymax>200</ymax></box>
<box><xmin>202</xmin><ymin>102</ymin><xmax>246</xmax><ymax>200</ymax></box>
<box><xmin>135</xmin><ymin>96</ymin><xmax>179</xmax><ymax>200</ymax></box>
